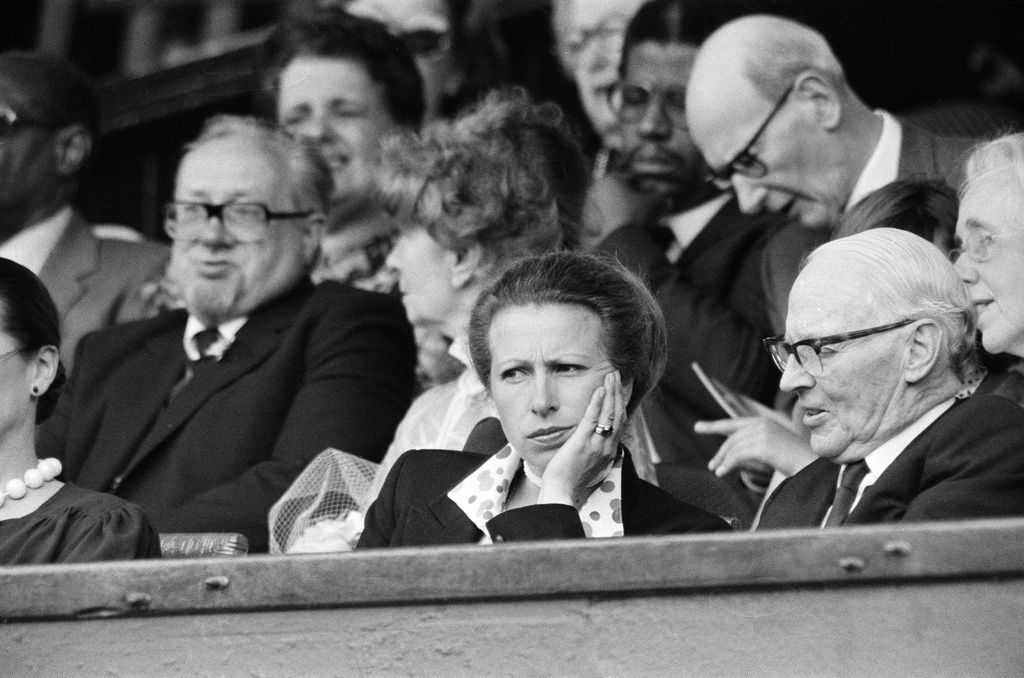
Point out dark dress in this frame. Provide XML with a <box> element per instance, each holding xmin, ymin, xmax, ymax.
<box><xmin>0</xmin><ymin>483</ymin><xmax>160</xmax><ymax>564</ymax></box>
<box><xmin>358</xmin><ymin>448</ymin><xmax>732</xmax><ymax>548</ymax></box>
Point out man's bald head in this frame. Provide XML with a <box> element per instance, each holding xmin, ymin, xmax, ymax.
<box><xmin>686</xmin><ymin>14</ymin><xmax>843</xmax><ymax>166</ymax></box>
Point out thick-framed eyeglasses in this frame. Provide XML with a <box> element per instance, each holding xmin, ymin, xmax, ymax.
<box><xmin>608</xmin><ymin>81</ymin><xmax>688</xmax><ymax>129</ymax></box>
<box><xmin>397</xmin><ymin>28</ymin><xmax>451</xmax><ymax>58</ymax></box>
<box><xmin>949</xmin><ymin>226</ymin><xmax>1024</xmax><ymax>264</ymax></box>
<box><xmin>763</xmin><ymin>318</ymin><xmax>916</xmax><ymax>376</ymax></box>
<box><xmin>164</xmin><ymin>202</ymin><xmax>312</xmax><ymax>243</ymax></box>
<box><xmin>707</xmin><ymin>82</ymin><xmax>795</xmax><ymax>188</ymax></box>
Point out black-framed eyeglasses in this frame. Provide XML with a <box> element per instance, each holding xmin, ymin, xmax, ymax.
<box><xmin>397</xmin><ymin>29</ymin><xmax>451</xmax><ymax>58</ymax></box>
<box><xmin>707</xmin><ymin>82</ymin><xmax>795</xmax><ymax>188</ymax></box>
<box><xmin>763</xmin><ymin>318</ymin><xmax>916</xmax><ymax>376</ymax></box>
<box><xmin>164</xmin><ymin>202</ymin><xmax>313</xmax><ymax>243</ymax></box>
<box><xmin>608</xmin><ymin>81</ymin><xmax>688</xmax><ymax>129</ymax></box>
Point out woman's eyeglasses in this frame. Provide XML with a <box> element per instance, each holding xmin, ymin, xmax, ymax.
<box><xmin>950</xmin><ymin>226</ymin><xmax>1024</xmax><ymax>264</ymax></box>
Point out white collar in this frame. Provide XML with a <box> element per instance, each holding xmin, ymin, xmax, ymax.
<box><xmin>661</xmin><ymin>193</ymin><xmax>731</xmax><ymax>264</ymax></box>
<box><xmin>846</xmin><ymin>110</ymin><xmax>903</xmax><ymax>210</ymax></box>
<box><xmin>447</xmin><ymin>444</ymin><xmax>624</xmax><ymax>544</ymax></box>
<box><xmin>0</xmin><ymin>206</ymin><xmax>72</xmax><ymax>274</ymax></box>
<box><xmin>183</xmin><ymin>315</ymin><xmax>248</xmax><ymax>362</ymax></box>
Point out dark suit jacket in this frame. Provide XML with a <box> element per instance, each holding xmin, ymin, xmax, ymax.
<box><xmin>39</xmin><ymin>280</ymin><xmax>416</xmax><ymax>551</ymax></box>
<box><xmin>598</xmin><ymin>197</ymin><xmax>781</xmax><ymax>472</ymax></box>
<box><xmin>757</xmin><ymin>395</ymin><xmax>1024</xmax><ymax>529</ymax></box>
<box><xmin>358</xmin><ymin>448</ymin><xmax>731</xmax><ymax>547</ymax></box>
<box><xmin>39</xmin><ymin>212</ymin><xmax>169</xmax><ymax>369</ymax></box>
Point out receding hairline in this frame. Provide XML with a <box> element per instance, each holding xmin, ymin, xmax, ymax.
<box><xmin>691</xmin><ymin>14</ymin><xmax>840</xmax><ymax>97</ymax></box>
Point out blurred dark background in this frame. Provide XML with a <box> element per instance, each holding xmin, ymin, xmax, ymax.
<box><xmin>4</xmin><ymin>0</ymin><xmax>1023</xmax><ymax>239</ymax></box>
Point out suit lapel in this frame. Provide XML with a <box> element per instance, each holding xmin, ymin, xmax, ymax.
<box><xmin>118</xmin><ymin>283</ymin><xmax>314</xmax><ymax>484</ymax></box>
<box><xmin>402</xmin><ymin>495</ymin><xmax>483</xmax><ymax>545</ymax></box>
<box><xmin>73</xmin><ymin>314</ymin><xmax>187</xmax><ymax>489</ymax></box>
<box><xmin>676</xmin><ymin>196</ymin><xmax>737</xmax><ymax>267</ymax></box>
<box><xmin>38</xmin><ymin>213</ymin><xmax>97</xmax><ymax>318</ymax></box>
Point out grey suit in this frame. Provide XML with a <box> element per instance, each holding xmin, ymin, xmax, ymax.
<box><xmin>38</xmin><ymin>212</ymin><xmax>168</xmax><ymax>368</ymax></box>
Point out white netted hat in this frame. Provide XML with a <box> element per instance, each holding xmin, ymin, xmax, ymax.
<box><xmin>268</xmin><ymin>449</ymin><xmax>379</xmax><ymax>554</ymax></box>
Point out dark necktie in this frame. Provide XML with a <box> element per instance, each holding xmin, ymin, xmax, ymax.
<box><xmin>823</xmin><ymin>460</ymin><xmax>870</xmax><ymax>527</ymax></box>
<box><xmin>169</xmin><ymin>327</ymin><xmax>221</xmax><ymax>403</ymax></box>
<box><xmin>193</xmin><ymin>327</ymin><xmax>221</xmax><ymax>363</ymax></box>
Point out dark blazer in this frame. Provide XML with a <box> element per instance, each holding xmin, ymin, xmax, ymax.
<box><xmin>757</xmin><ymin>395</ymin><xmax>1024</xmax><ymax>529</ymax></box>
<box><xmin>39</xmin><ymin>280</ymin><xmax>417</xmax><ymax>552</ymax></box>
<box><xmin>39</xmin><ymin>212</ymin><xmax>169</xmax><ymax>369</ymax></box>
<box><xmin>898</xmin><ymin>122</ymin><xmax>975</xmax><ymax>190</ymax></box>
<box><xmin>358</xmin><ymin>448</ymin><xmax>731</xmax><ymax>548</ymax></box>
<box><xmin>598</xmin><ymin>197</ymin><xmax>781</xmax><ymax>471</ymax></box>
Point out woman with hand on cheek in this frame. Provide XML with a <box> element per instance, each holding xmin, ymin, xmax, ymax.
<box><xmin>357</xmin><ymin>251</ymin><xmax>730</xmax><ymax>547</ymax></box>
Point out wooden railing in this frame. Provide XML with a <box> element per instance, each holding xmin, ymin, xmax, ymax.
<box><xmin>2</xmin><ymin>518</ymin><xmax>1023</xmax><ymax>675</ymax></box>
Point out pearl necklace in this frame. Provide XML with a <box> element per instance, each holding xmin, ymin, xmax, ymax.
<box><xmin>0</xmin><ymin>458</ymin><xmax>62</xmax><ymax>508</ymax></box>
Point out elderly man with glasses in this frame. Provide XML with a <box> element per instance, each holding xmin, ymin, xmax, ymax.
<box><xmin>38</xmin><ymin>116</ymin><xmax>416</xmax><ymax>552</ymax></box>
<box><xmin>756</xmin><ymin>228</ymin><xmax>1024</xmax><ymax>529</ymax></box>
<box><xmin>685</xmin><ymin>14</ymin><xmax>976</xmax><ymax>334</ymax></box>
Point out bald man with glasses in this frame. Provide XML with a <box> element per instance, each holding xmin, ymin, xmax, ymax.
<box><xmin>686</xmin><ymin>14</ymin><xmax>977</xmax><ymax>335</ymax></box>
<box><xmin>756</xmin><ymin>228</ymin><xmax>1024</xmax><ymax>529</ymax></box>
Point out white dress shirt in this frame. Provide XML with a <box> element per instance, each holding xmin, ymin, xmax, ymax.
<box><xmin>846</xmin><ymin>110</ymin><xmax>903</xmax><ymax>210</ymax></box>
<box><xmin>0</xmin><ymin>206</ymin><xmax>72</xmax><ymax>274</ymax></box>
<box><xmin>662</xmin><ymin>193</ymin><xmax>731</xmax><ymax>264</ymax></box>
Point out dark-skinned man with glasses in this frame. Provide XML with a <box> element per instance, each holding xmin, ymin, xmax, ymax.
<box><xmin>0</xmin><ymin>51</ymin><xmax>168</xmax><ymax>370</ymax></box>
<box><xmin>587</xmin><ymin>0</ymin><xmax>789</xmax><ymax>526</ymax></box>
<box><xmin>756</xmin><ymin>228</ymin><xmax>1024</xmax><ymax>529</ymax></box>
<box><xmin>38</xmin><ymin>116</ymin><xmax>416</xmax><ymax>552</ymax></box>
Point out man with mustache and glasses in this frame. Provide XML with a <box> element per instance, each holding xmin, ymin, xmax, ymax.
<box><xmin>589</xmin><ymin>0</ymin><xmax>784</xmax><ymax>524</ymax></box>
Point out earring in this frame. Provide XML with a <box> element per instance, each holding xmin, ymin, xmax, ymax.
<box><xmin>30</xmin><ymin>386</ymin><xmax>39</xmax><ymax>396</ymax></box>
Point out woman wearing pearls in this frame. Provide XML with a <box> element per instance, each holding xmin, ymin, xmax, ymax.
<box><xmin>0</xmin><ymin>258</ymin><xmax>159</xmax><ymax>564</ymax></box>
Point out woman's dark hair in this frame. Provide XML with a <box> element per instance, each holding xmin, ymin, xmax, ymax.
<box><xmin>468</xmin><ymin>250</ymin><xmax>666</xmax><ymax>416</ymax></box>
<box><xmin>261</xmin><ymin>6</ymin><xmax>425</xmax><ymax>129</ymax></box>
<box><xmin>833</xmin><ymin>178</ymin><xmax>959</xmax><ymax>253</ymax></box>
<box><xmin>0</xmin><ymin>258</ymin><xmax>64</xmax><ymax>423</ymax></box>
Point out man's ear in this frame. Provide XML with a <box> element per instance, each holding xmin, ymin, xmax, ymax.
<box><xmin>53</xmin><ymin>123</ymin><xmax>92</xmax><ymax>177</ymax></box>
<box><xmin>793</xmin><ymin>69</ymin><xmax>841</xmax><ymax>131</ymax></box>
<box><xmin>903</xmin><ymin>320</ymin><xmax>943</xmax><ymax>385</ymax></box>
<box><xmin>450</xmin><ymin>242</ymin><xmax>487</xmax><ymax>290</ymax></box>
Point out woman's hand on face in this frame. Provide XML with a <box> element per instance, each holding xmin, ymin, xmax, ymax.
<box><xmin>537</xmin><ymin>370</ymin><xmax>625</xmax><ymax>507</ymax></box>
